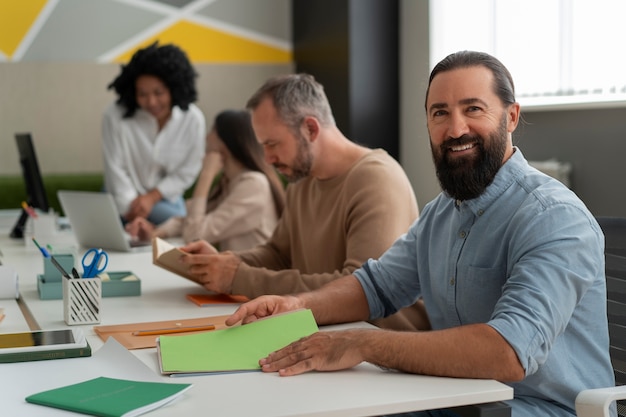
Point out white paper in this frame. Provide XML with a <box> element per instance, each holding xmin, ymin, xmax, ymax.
<box><xmin>3</xmin><ymin>338</ymin><xmax>162</xmax><ymax>416</ymax></box>
<box><xmin>0</xmin><ymin>266</ymin><xmax>19</xmax><ymax>299</ymax></box>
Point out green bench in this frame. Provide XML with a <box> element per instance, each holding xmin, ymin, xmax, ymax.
<box><xmin>0</xmin><ymin>174</ymin><xmax>104</xmax><ymax>215</ymax></box>
<box><xmin>0</xmin><ymin>174</ymin><xmax>203</xmax><ymax>215</ymax></box>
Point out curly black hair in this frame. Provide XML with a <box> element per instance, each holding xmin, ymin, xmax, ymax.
<box><xmin>107</xmin><ymin>42</ymin><xmax>198</xmax><ymax>118</ymax></box>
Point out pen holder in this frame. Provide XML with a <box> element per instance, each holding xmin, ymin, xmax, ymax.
<box><xmin>62</xmin><ymin>277</ymin><xmax>101</xmax><ymax>325</ymax></box>
<box><xmin>43</xmin><ymin>253</ymin><xmax>74</xmax><ymax>283</ymax></box>
<box><xmin>33</xmin><ymin>212</ymin><xmax>57</xmax><ymax>236</ymax></box>
<box><xmin>22</xmin><ymin>212</ymin><xmax>57</xmax><ymax>247</ymax></box>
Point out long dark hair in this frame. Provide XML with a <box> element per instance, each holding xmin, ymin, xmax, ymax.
<box><xmin>212</xmin><ymin>110</ymin><xmax>285</xmax><ymax>216</ymax></box>
<box><xmin>425</xmin><ymin>50</ymin><xmax>516</xmax><ymax>109</ymax></box>
<box><xmin>108</xmin><ymin>42</ymin><xmax>198</xmax><ymax>118</ymax></box>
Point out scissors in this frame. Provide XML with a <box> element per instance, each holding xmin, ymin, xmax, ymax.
<box><xmin>81</xmin><ymin>248</ymin><xmax>109</xmax><ymax>278</ymax></box>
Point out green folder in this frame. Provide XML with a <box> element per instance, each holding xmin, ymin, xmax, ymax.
<box><xmin>25</xmin><ymin>376</ymin><xmax>192</xmax><ymax>417</ymax></box>
<box><xmin>158</xmin><ymin>308</ymin><xmax>319</xmax><ymax>375</ymax></box>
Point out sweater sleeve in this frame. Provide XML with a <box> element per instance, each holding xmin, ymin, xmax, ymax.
<box><xmin>231</xmin><ymin>151</ymin><xmax>420</xmax><ymax>297</ymax></box>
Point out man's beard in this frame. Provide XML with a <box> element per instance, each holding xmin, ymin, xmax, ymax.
<box><xmin>432</xmin><ymin>116</ymin><xmax>508</xmax><ymax>201</ymax></box>
<box><xmin>277</xmin><ymin>133</ymin><xmax>313</xmax><ymax>183</ymax></box>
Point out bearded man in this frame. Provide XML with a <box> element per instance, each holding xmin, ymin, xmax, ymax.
<box><xmin>223</xmin><ymin>51</ymin><xmax>614</xmax><ymax>417</ymax></box>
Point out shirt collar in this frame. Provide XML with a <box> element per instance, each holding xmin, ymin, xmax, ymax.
<box><xmin>457</xmin><ymin>146</ymin><xmax>528</xmax><ymax>215</ymax></box>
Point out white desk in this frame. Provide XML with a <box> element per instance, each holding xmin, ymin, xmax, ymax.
<box><xmin>0</xmin><ymin>224</ymin><xmax>513</xmax><ymax>416</ymax></box>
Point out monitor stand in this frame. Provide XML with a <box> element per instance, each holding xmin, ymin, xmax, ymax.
<box><xmin>9</xmin><ymin>209</ymin><xmax>28</xmax><ymax>239</ymax></box>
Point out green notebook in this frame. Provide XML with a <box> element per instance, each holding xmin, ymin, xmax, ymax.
<box><xmin>157</xmin><ymin>308</ymin><xmax>319</xmax><ymax>376</ymax></box>
<box><xmin>25</xmin><ymin>376</ymin><xmax>192</xmax><ymax>417</ymax></box>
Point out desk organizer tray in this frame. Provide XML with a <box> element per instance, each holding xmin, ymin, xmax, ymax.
<box><xmin>37</xmin><ymin>271</ymin><xmax>141</xmax><ymax>300</ymax></box>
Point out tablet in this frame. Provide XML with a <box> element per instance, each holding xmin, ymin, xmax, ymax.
<box><xmin>0</xmin><ymin>328</ymin><xmax>86</xmax><ymax>354</ymax></box>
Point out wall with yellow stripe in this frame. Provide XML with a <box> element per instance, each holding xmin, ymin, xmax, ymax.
<box><xmin>0</xmin><ymin>0</ymin><xmax>294</xmax><ymax>174</ymax></box>
<box><xmin>0</xmin><ymin>0</ymin><xmax>292</xmax><ymax>63</ymax></box>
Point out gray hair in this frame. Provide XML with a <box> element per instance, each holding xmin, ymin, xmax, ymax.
<box><xmin>246</xmin><ymin>73</ymin><xmax>335</xmax><ymax>134</ymax></box>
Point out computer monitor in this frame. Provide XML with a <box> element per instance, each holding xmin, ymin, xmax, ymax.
<box><xmin>10</xmin><ymin>133</ymin><xmax>50</xmax><ymax>239</ymax></box>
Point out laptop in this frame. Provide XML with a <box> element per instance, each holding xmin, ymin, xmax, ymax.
<box><xmin>57</xmin><ymin>190</ymin><xmax>151</xmax><ymax>252</ymax></box>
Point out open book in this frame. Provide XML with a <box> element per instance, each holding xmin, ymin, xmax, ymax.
<box><xmin>157</xmin><ymin>309</ymin><xmax>319</xmax><ymax>376</ymax></box>
<box><xmin>152</xmin><ymin>237</ymin><xmax>193</xmax><ymax>280</ymax></box>
<box><xmin>26</xmin><ymin>376</ymin><xmax>192</xmax><ymax>417</ymax></box>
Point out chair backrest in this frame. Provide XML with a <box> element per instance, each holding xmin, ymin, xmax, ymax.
<box><xmin>596</xmin><ymin>217</ymin><xmax>626</xmax><ymax>417</ymax></box>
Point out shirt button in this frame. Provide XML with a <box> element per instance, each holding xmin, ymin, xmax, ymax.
<box><xmin>459</xmin><ymin>231</ymin><xmax>467</xmax><ymax>238</ymax></box>
<box><xmin>449</xmin><ymin>277</ymin><xmax>455</xmax><ymax>285</ymax></box>
<box><xmin>477</xmin><ymin>209</ymin><xmax>484</xmax><ymax>216</ymax></box>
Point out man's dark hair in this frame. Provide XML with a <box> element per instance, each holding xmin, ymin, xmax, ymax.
<box><xmin>425</xmin><ymin>50</ymin><xmax>516</xmax><ymax>110</ymax></box>
<box><xmin>108</xmin><ymin>42</ymin><xmax>198</xmax><ymax>118</ymax></box>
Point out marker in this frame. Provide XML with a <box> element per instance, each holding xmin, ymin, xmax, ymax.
<box><xmin>21</xmin><ymin>201</ymin><xmax>38</xmax><ymax>219</ymax></box>
<box><xmin>32</xmin><ymin>238</ymin><xmax>71</xmax><ymax>280</ymax></box>
<box><xmin>132</xmin><ymin>324</ymin><xmax>216</xmax><ymax>336</ymax></box>
<box><xmin>31</xmin><ymin>238</ymin><xmax>50</xmax><ymax>257</ymax></box>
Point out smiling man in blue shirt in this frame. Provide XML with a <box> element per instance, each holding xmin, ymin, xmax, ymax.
<box><xmin>226</xmin><ymin>51</ymin><xmax>615</xmax><ymax>417</ymax></box>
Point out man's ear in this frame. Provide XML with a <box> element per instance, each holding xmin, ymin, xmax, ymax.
<box><xmin>302</xmin><ymin>116</ymin><xmax>321</xmax><ymax>142</ymax></box>
<box><xmin>507</xmin><ymin>102</ymin><xmax>521</xmax><ymax>133</ymax></box>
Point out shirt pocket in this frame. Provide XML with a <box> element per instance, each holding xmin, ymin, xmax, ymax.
<box><xmin>456</xmin><ymin>265</ymin><xmax>506</xmax><ymax>323</ymax></box>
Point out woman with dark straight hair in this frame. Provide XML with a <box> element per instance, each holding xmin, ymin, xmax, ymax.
<box><xmin>126</xmin><ymin>110</ymin><xmax>285</xmax><ymax>251</ymax></box>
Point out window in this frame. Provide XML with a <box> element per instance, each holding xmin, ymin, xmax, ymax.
<box><xmin>430</xmin><ymin>0</ymin><xmax>626</xmax><ymax>110</ymax></box>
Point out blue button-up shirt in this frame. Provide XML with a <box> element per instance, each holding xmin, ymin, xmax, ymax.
<box><xmin>355</xmin><ymin>148</ymin><xmax>614</xmax><ymax>416</ymax></box>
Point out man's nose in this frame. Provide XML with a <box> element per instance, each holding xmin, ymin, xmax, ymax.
<box><xmin>448</xmin><ymin>113</ymin><xmax>470</xmax><ymax>139</ymax></box>
<box><xmin>264</xmin><ymin>150</ymin><xmax>277</xmax><ymax>165</ymax></box>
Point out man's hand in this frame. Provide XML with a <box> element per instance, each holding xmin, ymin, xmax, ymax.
<box><xmin>125</xmin><ymin>217</ymin><xmax>155</xmax><ymax>241</ymax></box>
<box><xmin>180</xmin><ymin>240</ymin><xmax>218</xmax><ymax>255</ymax></box>
<box><xmin>259</xmin><ymin>329</ymin><xmax>369</xmax><ymax>376</ymax></box>
<box><xmin>179</xmin><ymin>241</ymin><xmax>240</xmax><ymax>294</ymax></box>
<box><xmin>226</xmin><ymin>294</ymin><xmax>304</xmax><ymax>326</ymax></box>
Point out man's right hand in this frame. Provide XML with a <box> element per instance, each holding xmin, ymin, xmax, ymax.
<box><xmin>226</xmin><ymin>294</ymin><xmax>305</xmax><ymax>326</ymax></box>
<box><xmin>179</xmin><ymin>241</ymin><xmax>240</xmax><ymax>294</ymax></box>
<box><xmin>180</xmin><ymin>240</ymin><xmax>218</xmax><ymax>255</ymax></box>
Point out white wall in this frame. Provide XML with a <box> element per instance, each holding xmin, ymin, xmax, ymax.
<box><xmin>400</xmin><ymin>0</ymin><xmax>441</xmax><ymax>208</ymax></box>
<box><xmin>0</xmin><ymin>63</ymin><xmax>293</xmax><ymax>176</ymax></box>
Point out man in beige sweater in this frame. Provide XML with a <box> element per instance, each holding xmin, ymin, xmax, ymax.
<box><xmin>180</xmin><ymin>73</ymin><xmax>427</xmax><ymax>330</ymax></box>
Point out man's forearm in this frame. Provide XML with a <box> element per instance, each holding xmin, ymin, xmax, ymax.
<box><xmin>358</xmin><ymin>323</ymin><xmax>524</xmax><ymax>381</ymax></box>
<box><xmin>299</xmin><ymin>275</ymin><xmax>371</xmax><ymax>325</ymax></box>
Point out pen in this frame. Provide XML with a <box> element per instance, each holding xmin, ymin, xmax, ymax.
<box><xmin>32</xmin><ymin>238</ymin><xmax>72</xmax><ymax>280</ymax></box>
<box><xmin>132</xmin><ymin>324</ymin><xmax>216</xmax><ymax>336</ymax></box>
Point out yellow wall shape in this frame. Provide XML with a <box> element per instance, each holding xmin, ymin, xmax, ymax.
<box><xmin>114</xmin><ymin>20</ymin><xmax>292</xmax><ymax>64</ymax></box>
<box><xmin>0</xmin><ymin>0</ymin><xmax>48</xmax><ymax>59</ymax></box>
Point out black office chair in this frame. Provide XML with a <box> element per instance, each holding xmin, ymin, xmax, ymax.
<box><xmin>576</xmin><ymin>217</ymin><xmax>626</xmax><ymax>416</ymax></box>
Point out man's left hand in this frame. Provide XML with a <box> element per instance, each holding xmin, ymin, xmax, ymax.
<box><xmin>259</xmin><ymin>329</ymin><xmax>368</xmax><ymax>376</ymax></box>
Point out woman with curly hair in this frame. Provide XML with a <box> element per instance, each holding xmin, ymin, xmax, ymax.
<box><xmin>102</xmin><ymin>42</ymin><xmax>206</xmax><ymax>225</ymax></box>
<box><xmin>126</xmin><ymin>109</ymin><xmax>286</xmax><ymax>251</ymax></box>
